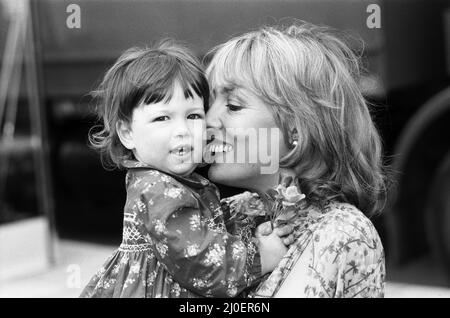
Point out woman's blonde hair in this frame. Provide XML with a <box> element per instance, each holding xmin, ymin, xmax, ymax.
<box><xmin>206</xmin><ymin>22</ymin><xmax>387</xmax><ymax>216</ymax></box>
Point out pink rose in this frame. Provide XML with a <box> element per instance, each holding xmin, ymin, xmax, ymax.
<box><xmin>281</xmin><ymin>185</ymin><xmax>305</xmax><ymax>206</ymax></box>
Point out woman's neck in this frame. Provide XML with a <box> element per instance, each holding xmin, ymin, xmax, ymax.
<box><xmin>248</xmin><ymin>168</ymin><xmax>297</xmax><ymax>197</ymax></box>
<box><xmin>244</xmin><ymin>172</ymin><xmax>279</xmax><ymax>197</ymax></box>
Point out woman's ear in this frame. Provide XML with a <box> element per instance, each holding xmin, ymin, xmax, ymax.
<box><xmin>289</xmin><ymin>128</ymin><xmax>299</xmax><ymax>148</ymax></box>
<box><xmin>116</xmin><ymin>120</ymin><xmax>134</xmax><ymax>150</ymax></box>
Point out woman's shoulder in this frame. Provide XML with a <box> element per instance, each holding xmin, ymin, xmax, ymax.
<box><xmin>319</xmin><ymin>202</ymin><xmax>376</xmax><ymax>228</ymax></box>
<box><xmin>286</xmin><ymin>202</ymin><xmax>385</xmax><ymax>298</ymax></box>
<box><xmin>312</xmin><ymin>202</ymin><xmax>383</xmax><ymax>248</ymax></box>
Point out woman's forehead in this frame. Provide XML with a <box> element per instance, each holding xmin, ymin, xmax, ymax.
<box><xmin>209</xmin><ymin>73</ymin><xmax>247</xmax><ymax>94</ymax></box>
<box><xmin>208</xmin><ymin>59</ymin><xmax>245</xmax><ymax>89</ymax></box>
<box><xmin>208</xmin><ymin>64</ymin><xmax>259</xmax><ymax>99</ymax></box>
<box><xmin>211</xmin><ymin>83</ymin><xmax>254</xmax><ymax>100</ymax></box>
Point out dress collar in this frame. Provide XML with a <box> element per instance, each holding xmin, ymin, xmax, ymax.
<box><xmin>122</xmin><ymin>159</ymin><xmax>210</xmax><ymax>189</ymax></box>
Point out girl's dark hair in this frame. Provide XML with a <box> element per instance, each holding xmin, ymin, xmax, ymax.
<box><xmin>89</xmin><ymin>39</ymin><xmax>209</xmax><ymax>168</ymax></box>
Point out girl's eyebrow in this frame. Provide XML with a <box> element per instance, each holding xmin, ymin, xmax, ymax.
<box><xmin>146</xmin><ymin>108</ymin><xmax>171</xmax><ymax>116</ymax></box>
<box><xmin>186</xmin><ymin>105</ymin><xmax>205</xmax><ymax>112</ymax></box>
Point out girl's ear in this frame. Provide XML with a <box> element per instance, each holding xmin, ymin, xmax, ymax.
<box><xmin>116</xmin><ymin>120</ymin><xmax>134</xmax><ymax>150</ymax></box>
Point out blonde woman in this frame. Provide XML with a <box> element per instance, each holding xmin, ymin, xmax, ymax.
<box><xmin>205</xmin><ymin>22</ymin><xmax>386</xmax><ymax>297</ymax></box>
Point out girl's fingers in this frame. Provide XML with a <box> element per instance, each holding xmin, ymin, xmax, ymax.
<box><xmin>255</xmin><ymin>221</ymin><xmax>273</xmax><ymax>237</ymax></box>
<box><xmin>282</xmin><ymin>234</ymin><xmax>295</xmax><ymax>246</ymax></box>
<box><xmin>274</xmin><ymin>224</ymin><xmax>293</xmax><ymax>237</ymax></box>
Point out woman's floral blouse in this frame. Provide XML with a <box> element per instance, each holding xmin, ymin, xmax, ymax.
<box><xmin>80</xmin><ymin>161</ymin><xmax>261</xmax><ymax>298</ymax></box>
<box><xmin>222</xmin><ymin>192</ymin><xmax>385</xmax><ymax>298</ymax></box>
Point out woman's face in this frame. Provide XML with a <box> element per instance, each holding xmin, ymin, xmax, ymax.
<box><xmin>205</xmin><ymin>83</ymin><xmax>290</xmax><ymax>192</ymax></box>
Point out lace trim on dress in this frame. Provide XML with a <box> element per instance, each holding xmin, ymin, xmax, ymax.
<box><xmin>118</xmin><ymin>243</ymin><xmax>152</xmax><ymax>252</ymax></box>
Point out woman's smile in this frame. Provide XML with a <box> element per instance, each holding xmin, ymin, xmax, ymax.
<box><xmin>203</xmin><ymin>137</ymin><xmax>234</xmax><ymax>164</ymax></box>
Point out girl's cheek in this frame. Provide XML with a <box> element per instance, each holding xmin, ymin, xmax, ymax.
<box><xmin>192</xmin><ymin>120</ymin><xmax>205</xmax><ymax>134</ymax></box>
<box><xmin>192</xmin><ymin>122</ymin><xmax>206</xmax><ymax>143</ymax></box>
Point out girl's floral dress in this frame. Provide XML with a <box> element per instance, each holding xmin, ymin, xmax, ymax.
<box><xmin>222</xmin><ymin>192</ymin><xmax>386</xmax><ymax>298</ymax></box>
<box><xmin>80</xmin><ymin>160</ymin><xmax>261</xmax><ymax>298</ymax></box>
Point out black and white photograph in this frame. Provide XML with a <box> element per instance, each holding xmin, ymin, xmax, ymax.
<box><xmin>0</xmin><ymin>0</ymin><xmax>450</xmax><ymax>300</ymax></box>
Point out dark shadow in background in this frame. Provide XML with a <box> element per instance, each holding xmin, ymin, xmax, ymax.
<box><xmin>1</xmin><ymin>1</ymin><xmax>450</xmax><ymax>284</ymax></box>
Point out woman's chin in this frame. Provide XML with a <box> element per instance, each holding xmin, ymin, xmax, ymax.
<box><xmin>207</xmin><ymin>162</ymin><xmax>258</xmax><ymax>188</ymax></box>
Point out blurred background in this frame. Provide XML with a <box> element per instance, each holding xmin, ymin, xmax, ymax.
<box><xmin>1</xmin><ymin>0</ymin><xmax>450</xmax><ymax>297</ymax></box>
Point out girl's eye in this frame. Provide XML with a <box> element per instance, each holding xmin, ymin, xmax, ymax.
<box><xmin>187</xmin><ymin>113</ymin><xmax>204</xmax><ymax>120</ymax></box>
<box><xmin>153</xmin><ymin>116</ymin><xmax>169</xmax><ymax>122</ymax></box>
<box><xmin>226</xmin><ymin>104</ymin><xmax>243</xmax><ymax>112</ymax></box>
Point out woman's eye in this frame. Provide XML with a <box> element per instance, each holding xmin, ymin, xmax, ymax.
<box><xmin>226</xmin><ymin>104</ymin><xmax>243</xmax><ymax>112</ymax></box>
<box><xmin>153</xmin><ymin>116</ymin><xmax>169</xmax><ymax>122</ymax></box>
<box><xmin>187</xmin><ymin>113</ymin><xmax>204</xmax><ymax>120</ymax></box>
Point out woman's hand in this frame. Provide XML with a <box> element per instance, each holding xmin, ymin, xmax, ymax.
<box><xmin>255</xmin><ymin>221</ymin><xmax>296</xmax><ymax>246</ymax></box>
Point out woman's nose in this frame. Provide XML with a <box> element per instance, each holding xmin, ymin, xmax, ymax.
<box><xmin>206</xmin><ymin>101</ymin><xmax>222</xmax><ymax>129</ymax></box>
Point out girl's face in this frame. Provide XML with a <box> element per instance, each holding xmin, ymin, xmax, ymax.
<box><xmin>119</xmin><ymin>81</ymin><xmax>205</xmax><ymax>177</ymax></box>
<box><xmin>205</xmin><ymin>83</ymin><xmax>290</xmax><ymax>192</ymax></box>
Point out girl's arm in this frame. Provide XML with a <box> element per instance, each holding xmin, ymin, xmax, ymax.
<box><xmin>141</xmin><ymin>177</ymin><xmax>283</xmax><ymax>297</ymax></box>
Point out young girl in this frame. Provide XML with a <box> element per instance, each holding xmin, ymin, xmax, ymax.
<box><xmin>80</xmin><ymin>40</ymin><xmax>288</xmax><ymax>298</ymax></box>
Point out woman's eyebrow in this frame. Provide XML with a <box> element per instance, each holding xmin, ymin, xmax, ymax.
<box><xmin>220</xmin><ymin>85</ymin><xmax>239</xmax><ymax>96</ymax></box>
<box><xmin>214</xmin><ymin>83</ymin><xmax>241</xmax><ymax>96</ymax></box>
<box><xmin>222</xmin><ymin>86</ymin><xmax>234</xmax><ymax>93</ymax></box>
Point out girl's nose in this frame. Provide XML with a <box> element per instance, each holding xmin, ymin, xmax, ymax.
<box><xmin>173</xmin><ymin>118</ymin><xmax>190</xmax><ymax>138</ymax></box>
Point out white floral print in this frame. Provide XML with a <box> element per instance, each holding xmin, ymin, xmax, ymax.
<box><xmin>80</xmin><ymin>161</ymin><xmax>262</xmax><ymax>298</ymax></box>
<box><xmin>189</xmin><ymin>214</ymin><xmax>201</xmax><ymax>231</ymax></box>
<box><xmin>164</xmin><ymin>186</ymin><xmax>183</xmax><ymax>199</ymax></box>
<box><xmin>203</xmin><ymin>244</ymin><xmax>225</xmax><ymax>267</ymax></box>
<box><xmin>185</xmin><ymin>243</ymin><xmax>200</xmax><ymax>257</ymax></box>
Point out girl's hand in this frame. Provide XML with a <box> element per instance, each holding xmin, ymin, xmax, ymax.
<box><xmin>255</xmin><ymin>221</ymin><xmax>296</xmax><ymax>246</ymax></box>
<box><xmin>256</xmin><ymin>230</ymin><xmax>288</xmax><ymax>275</ymax></box>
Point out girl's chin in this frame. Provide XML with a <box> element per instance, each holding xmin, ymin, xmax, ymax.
<box><xmin>167</xmin><ymin>163</ymin><xmax>197</xmax><ymax>177</ymax></box>
<box><xmin>166</xmin><ymin>153</ymin><xmax>202</xmax><ymax>176</ymax></box>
